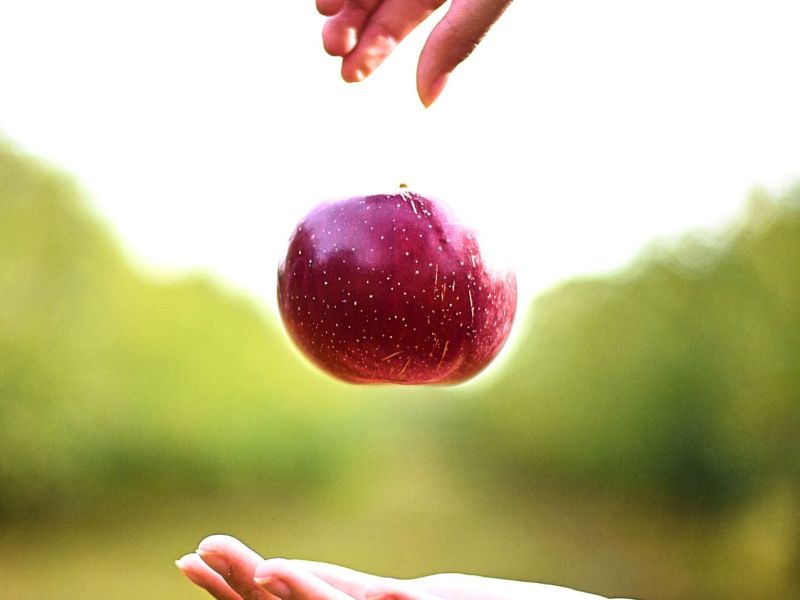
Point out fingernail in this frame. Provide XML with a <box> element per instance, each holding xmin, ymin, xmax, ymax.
<box><xmin>421</xmin><ymin>73</ymin><xmax>449</xmax><ymax>108</ymax></box>
<box><xmin>255</xmin><ymin>575</ymin><xmax>293</xmax><ymax>599</ymax></box>
<box><xmin>196</xmin><ymin>549</ymin><xmax>230</xmax><ymax>577</ymax></box>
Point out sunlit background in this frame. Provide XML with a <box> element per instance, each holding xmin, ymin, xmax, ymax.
<box><xmin>1</xmin><ymin>1</ymin><xmax>799</xmax><ymax>599</ymax></box>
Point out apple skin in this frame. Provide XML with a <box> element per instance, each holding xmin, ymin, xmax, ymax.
<box><xmin>277</xmin><ymin>191</ymin><xmax>516</xmax><ymax>384</ymax></box>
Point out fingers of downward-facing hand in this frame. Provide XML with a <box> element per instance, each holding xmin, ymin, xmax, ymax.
<box><xmin>417</xmin><ymin>0</ymin><xmax>512</xmax><ymax>105</ymax></box>
<box><xmin>317</xmin><ymin>0</ymin><xmax>346</xmax><ymax>17</ymax></box>
<box><xmin>323</xmin><ymin>2</ymin><xmax>373</xmax><ymax>57</ymax></box>
<box><xmin>321</xmin><ymin>1</ymin><xmax>446</xmax><ymax>80</ymax></box>
<box><xmin>317</xmin><ymin>0</ymin><xmax>512</xmax><ymax>105</ymax></box>
<box><xmin>340</xmin><ymin>0</ymin><xmax>447</xmax><ymax>82</ymax></box>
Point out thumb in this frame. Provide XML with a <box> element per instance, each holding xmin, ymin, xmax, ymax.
<box><xmin>417</xmin><ymin>0</ymin><xmax>513</xmax><ymax>107</ymax></box>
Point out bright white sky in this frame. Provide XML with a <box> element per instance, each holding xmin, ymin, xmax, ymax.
<box><xmin>1</xmin><ymin>1</ymin><xmax>799</xmax><ymax>309</ymax></box>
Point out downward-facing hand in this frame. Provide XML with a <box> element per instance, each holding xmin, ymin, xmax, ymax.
<box><xmin>316</xmin><ymin>0</ymin><xmax>513</xmax><ymax>106</ymax></box>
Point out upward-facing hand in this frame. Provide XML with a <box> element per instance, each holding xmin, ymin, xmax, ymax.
<box><xmin>316</xmin><ymin>0</ymin><xmax>513</xmax><ymax>106</ymax></box>
<box><xmin>177</xmin><ymin>534</ymin><xmax>632</xmax><ymax>600</ymax></box>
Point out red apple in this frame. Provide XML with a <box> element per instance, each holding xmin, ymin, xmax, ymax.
<box><xmin>277</xmin><ymin>191</ymin><xmax>516</xmax><ymax>384</ymax></box>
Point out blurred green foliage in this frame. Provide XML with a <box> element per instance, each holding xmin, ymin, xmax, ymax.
<box><xmin>453</xmin><ymin>186</ymin><xmax>800</xmax><ymax>509</ymax></box>
<box><xmin>0</xmin><ymin>142</ymin><xmax>373</xmax><ymax>519</ymax></box>
<box><xmin>1</xmin><ymin>141</ymin><xmax>798</xmax><ymax>599</ymax></box>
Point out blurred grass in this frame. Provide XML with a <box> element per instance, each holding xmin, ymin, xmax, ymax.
<box><xmin>1</xmin><ymin>141</ymin><xmax>799</xmax><ymax>599</ymax></box>
<box><xmin>1</xmin><ymin>455</ymin><xmax>796</xmax><ymax>600</ymax></box>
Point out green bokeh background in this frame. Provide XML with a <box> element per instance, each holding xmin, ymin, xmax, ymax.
<box><xmin>1</xmin><ymin>142</ymin><xmax>798</xmax><ymax>599</ymax></box>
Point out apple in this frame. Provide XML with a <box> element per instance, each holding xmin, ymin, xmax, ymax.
<box><xmin>277</xmin><ymin>190</ymin><xmax>516</xmax><ymax>384</ymax></box>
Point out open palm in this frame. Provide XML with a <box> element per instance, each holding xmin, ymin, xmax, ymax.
<box><xmin>177</xmin><ymin>535</ymin><xmax>629</xmax><ymax>600</ymax></box>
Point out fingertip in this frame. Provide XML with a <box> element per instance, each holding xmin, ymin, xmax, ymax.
<box><xmin>342</xmin><ymin>62</ymin><xmax>367</xmax><ymax>83</ymax></box>
<box><xmin>195</xmin><ymin>533</ymin><xmax>264</xmax><ymax>579</ymax></box>
<box><xmin>196</xmin><ymin>534</ymin><xmax>236</xmax><ymax>554</ymax></box>
<box><xmin>416</xmin><ymin>27</ymin><xmax>454</xmax><ymax>107</ymax></box>
<box><xmin>418</xmin><ymin>72</ymin><xmax>450</xmax><ymax>108</ymax></box>
<box><xmin>417</xmin><ymin>0</ymin><xmax>510</xmax><ymax>106</ymax></box>
<box><xmin>323</xmin><ymin>21</ymin><xmax>358</xmax><ymax>56</ymax></box>
<box><xmin>253</xmin><ymin>557</ymin><xmax>294</xmax><ymax>580</ymax></box>
<box><xmin>176</xmin><ymin>553</ymin><xmax>212</xmax><ymax>586</ymax></box>
<box><xmin>175</xmin><ymin>553</ymin><xmax>196</xmax><ymax>570</ymax></box>
<box><xmin>341</xmin><ymin>50</ymin><xmax>369</xmax><ymax>81</ymax></box>
<box><xmin>317</xmin><ymin>0</ymin><xmax>345</xmax><ymax>17</ymax></box>
<box><xmin>253</xmin><ymin>559</ymin><xmax>300</xmax><ymax>598</ymax></box>
<box><xmin>176</xmin><ymin>551</ymin><xmax>244</xmax><ymax>600</ymax></box>
<box><xmin>341</xmin><ymin>27</ymin><xmax>399</xmax><ymax>84</ymax></box>
<box><xmin>196</xmin><ymin>533</ymin><xmax>233</xmax><ymax>549</ymax></box>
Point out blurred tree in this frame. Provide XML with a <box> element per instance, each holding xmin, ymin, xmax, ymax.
<box><xmin>2</xmin><ymin>140</ymin><xmax>799</xmax><ymax>598</ymax></box>
<box><xmin>453</xmin><ymin>185</ymin><xmax>800</xmax><ymax>510</ymax></box>
<box><xmin>2</xmin><ymin>137</ymin><xmax>798</xmax><ymax>533</ymax></box>
<box><xmin>0</xmin><ymin>142</ymin><xmax>366</xmax><ymax>520</ymax></box>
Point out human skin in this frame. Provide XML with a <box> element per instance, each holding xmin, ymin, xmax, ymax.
<box><xmin>317</xmin><ymin>0</ymin><xmax>514</xmax><ymax>106</ymax></box>
<box><xmin>176</xmin><ymin>535</ymin><xmax>634</xmax><ymax>600</ymax></box>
